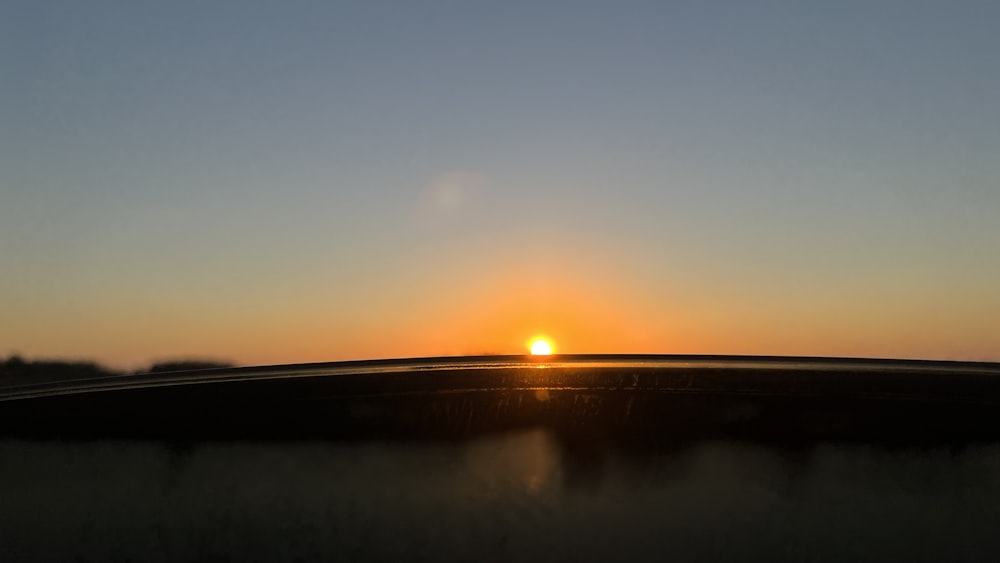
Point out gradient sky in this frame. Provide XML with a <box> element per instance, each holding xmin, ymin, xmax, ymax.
<box><xmin>3</xmin><ymin>1</ymin><xmax>999</xmax><ymax>368</ymax></box>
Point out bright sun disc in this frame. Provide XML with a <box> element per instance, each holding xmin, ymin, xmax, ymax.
<box><xmin>530</xmin><ymin>339</ymin><xmax>553</xmax><ymax>356</ymax></box>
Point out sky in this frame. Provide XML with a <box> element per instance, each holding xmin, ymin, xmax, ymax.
<box><xmin>3</xmin><ymin>0</ymin><xmax>999</xmax><ymax>368</ymax></box>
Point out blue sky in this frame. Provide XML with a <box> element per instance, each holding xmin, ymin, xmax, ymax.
<box><xmin>3</xmin><ymin>1</ymin><xmax>999</xmax><ymax>366</ymax></box>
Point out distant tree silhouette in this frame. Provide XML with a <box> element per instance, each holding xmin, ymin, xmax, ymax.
<box><xmin>146</xmin><ymin>360</ymin><xmax>234</xmax><ymax>374</ymax></box>
<box><xmin>5</xmin><ymin>354</ymin><xmax>25</xmax><ymax>369</ymax></box>
<box><xmin>0</xmin><ymin>355</ymin><xmax>237</xmax><ymax>387</ymax></box>
<box><xmin>1</xmin><ymin>355</ymin><xmax>121</xmax><ymax>387</ymax></box>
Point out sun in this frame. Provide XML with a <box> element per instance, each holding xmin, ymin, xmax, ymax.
<box><xmin>529</xmin><ymin>338</ymin><xmax>553</xmax><ymax>356</ymax></box>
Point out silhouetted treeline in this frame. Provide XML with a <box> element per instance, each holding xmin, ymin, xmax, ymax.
<box><xmin>0</xmin><ymin>355</ymin><xmax>122</xmax><ymax>387</ymax></box>
<box><xmin>147</xmin><ymin>360</ymin><xmax>234</xmax><ymax>373</ymax></box>
<box><xmin>0</xmin><ymin>355</ymin><xmax>235</xmax><ymax>388</ymax></box>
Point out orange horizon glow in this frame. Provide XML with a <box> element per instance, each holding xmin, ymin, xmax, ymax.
<box><xmin>6</xmin><ymin>232</ymin><xmax>999</xmax><ymax>369</ymax></box>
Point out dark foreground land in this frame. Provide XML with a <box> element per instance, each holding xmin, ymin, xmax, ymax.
<box><xmin>5</xmin><ymin>355</ymin><xmax>1000</xmax><ymax>561</ymax></box>
<box><xmin>3</xmin><ymin>354</ymin><xmax>1000</xmax><ymax>445</ymax></box>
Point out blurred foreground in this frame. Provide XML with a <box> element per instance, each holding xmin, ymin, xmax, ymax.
<box><xmin>4</xmin><ymin>433</ymin><xmax>1000</xmax><ymax>561</ymax></box>
<box><xmin>3</xmin><ymin>355</ymin><xmax>1000</xmax><ymax>561</ymax></box>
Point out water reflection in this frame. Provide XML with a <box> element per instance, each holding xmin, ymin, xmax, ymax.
<box><xmin>3</xmin><ymin>434</ymin><xmax>1000</xmax><ymax>561</ymax></box>
<box><xmin>461</xmin><ymin>429</ymin><xmax>560</xmax><ymax>496</ymax></box>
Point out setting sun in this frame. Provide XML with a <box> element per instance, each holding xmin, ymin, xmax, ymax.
<box><xmin>530</xmin><ymin>339</ymin><xmax>553</xmax><ymax>356</ymax></box>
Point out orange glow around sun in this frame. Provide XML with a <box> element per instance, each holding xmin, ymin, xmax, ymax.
<box><xmin>529</xmin><ymin>338</ymin><xmax>553</xmax><ymax>356</ymax></box>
